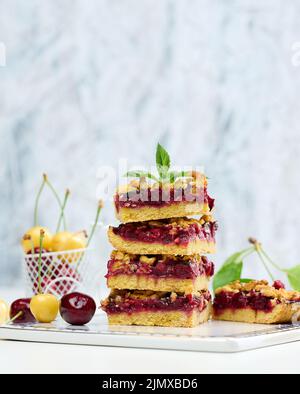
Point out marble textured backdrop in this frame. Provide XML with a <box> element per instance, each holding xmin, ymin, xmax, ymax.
<box><xmin>1</xmin><ymin>0</ymin><xmax>300</xmax><ymax>285</ymax></box>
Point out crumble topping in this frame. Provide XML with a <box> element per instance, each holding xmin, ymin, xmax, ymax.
<box><xmin>106</xmin><ymin>289</ymin><xmax>209</xmax><ymax>302</ymax></box>
<box><xmin>107</xmin><ymin>252</ymin><xmax>215</xmax><ymax>279</ymax></box>
<box><xmin>116</xmin><ymin>172</ymin><xmax>208</xmax><ymax>195</ymax></box>
<box><xmin>215</xmin><ymin>280</ymin><xmax>300</xmax><ymax>302</ymax></box>
<box><xmin>110</xmin><ymin>250</ymin><xmax>208</xmax><ymax>266</ymax></box>
<box><xmin>141</xmin><ymin>217</ymin><xmax>214</xmax><ymax>228</ymax></box>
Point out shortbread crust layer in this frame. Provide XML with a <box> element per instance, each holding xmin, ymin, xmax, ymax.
<box><xmin>115</xmin><ymin>202</ymin><xmax>211</xmax><ymax>224</ymax></box>
<box><xmin>108</xmin><ymin>230</ymin><xmax>216</xmax><ymax>255</ymax></box>
<box><xmin>107</xmin><ymin>275</ymin><xmax>210</xmax><ymax>293</ymax></box>
<box><xmin>106</xmin><ymin>304</ymin><xmax>211</xmax><ymax>328</ymax></box>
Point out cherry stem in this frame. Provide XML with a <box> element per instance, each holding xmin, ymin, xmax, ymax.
<box><xmin>56</xmin><ymin>189</ymin><xmax>70</xmax><ymax>233</ymax></box>
<box><xmin>45</xmin><ymin>177</ymin><xmax>67</xmax><ymax>230</ymax></box>
<box><xmin>7</xmin><ymin>311</ymin><xmax>23</xmax><ymax>324</ymax></box>
<box><xmin>260</xmin><ymin>249</ymin><xmax>284</xmax><ymax>272</ymax></box>
<box><xmin>38</xmin><ymin>230</ymin><xmax>45</xmax><ymax>294</ymax></box>
<box><xmin>34</xmin><ymin>174</ymin><xmax>47</xmax><ymax>226</ymax></box>
<box><xmin>86</xmin><ymin>200</ymin><xmax>104</xmax><ymax>248</ymax></box>
<box><xmin>249</xmin><ymin>238</ymin><xmax>275</xmax><ymax>282</ymax></box>
<box><xmin>76</xmin><ymin>200</ymin><xmax>103</xmax><ymax>271</ymax></box>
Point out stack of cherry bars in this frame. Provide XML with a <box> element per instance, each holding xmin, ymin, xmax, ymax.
<box><xmin>101</xmin><ymin>173</ymin><xmax>217</xmax><ymax>327</ymax></box>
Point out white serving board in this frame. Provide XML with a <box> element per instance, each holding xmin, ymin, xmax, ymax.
<box><xmin>1</xmin><ymin>312</ymin><xmax>300</xmax><ymax>353</ymax></box>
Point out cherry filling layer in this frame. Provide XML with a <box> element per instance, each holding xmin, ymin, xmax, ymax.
<box><xmin>103</xmin><ymin>291</ymin><xmax>211</xmax><ymax>315</ymax></box>
<box><xmin>112</xmin><ymin>220</ymin><xmax>217</xmax><ymax>247</ymax></box>
<box><xmin>115</xmin><ymin>185</ymin><xmax>215</xmax><ymax>211</ymax></box>
<box><xmin>106</xmin><ymin>256</ymin><xmax>214</xmax><ymax>279</ymax></box>
<box><xmin>213</xmin><ymin>291</ymin><xmax>281</xmax><ymax>314</ymax></box>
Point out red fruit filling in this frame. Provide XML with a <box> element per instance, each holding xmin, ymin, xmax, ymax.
<box><xmin>115</xmin><ymin>185</ymin><xmax>215</xmax><ymax>212</ymax></box>
<box><xmin>273</xmin><ymin>280</ymin><xmax>285</xmax><ymax>290</ymax></box>
<box><xmin>106</xmin><ymin>256</ymin><xmax>214</xmax><ymax>280</ymax></box>
<box><xmin>102</xmin><ymin>290</ymin><xmax>211</xmax><ymax>315</ymax></box>
<box><xmin>112</xmin><ymin>220</ymin><xmax>217</xmax><ymax>247</ymax></box>
<box><xmin>213</xmin><ymin>291</ymin><xmax>280</xmax><ymax>314</ymax></box>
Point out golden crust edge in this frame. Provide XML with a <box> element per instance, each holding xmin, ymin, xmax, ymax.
<box><xmin>107</xmin><ymin>274</ymin><xmax>210</xmax><ymax>293</ymax></box>
<box><xmin>106</xmin><ymin>302</ymin><xmax>212</xmax><ymax>328</ymax></box>
<box><xmin>115</xmin><ymin>202</ymin><xmax>211</xmax><ymax>223</ymax></box>
<box><xmin>108</xmin><ymin>228</ymin><xmax>216</xmax><ymax>256</ymax></box>
<box><xmin>212</xmin><ymin>303</ymin><xmax>300</xmax><ymax>324</ymax></box>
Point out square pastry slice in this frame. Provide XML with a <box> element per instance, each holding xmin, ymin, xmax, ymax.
<box><xmin>101</xmin><ymin>290</ymin><xmax>212</xmax><ymax>328</ymax></box>
<box><xmin>108</xmin><ymin>217</ymin><xmax>217</xmax><ymax>256</ymax></box>
<box><xmin>213</xmin><ymin>280</ymin><xmax>300</xmax><ymax>324</ymax></box>
<box><xmin>115</xmin><ymin>174</ymin><xmax>214</xmax><ymax>223</ymax></box>
<box><xmin>106</xmin><ymin>251</ymin><xmax>214</xmax><ymax>293</ymax></box>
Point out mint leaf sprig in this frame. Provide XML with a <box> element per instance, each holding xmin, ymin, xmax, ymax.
<box><xmin>213</xmin><ymin>237</ymin><xmax>300</xmax><ymax>292</ymax></box>
<box><xmin>124</xmin><ymin>143</ymin><xmax>191</xmax><ymax>183</ymax></box>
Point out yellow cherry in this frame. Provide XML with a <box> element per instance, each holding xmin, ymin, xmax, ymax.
<box><xmin>21</xmin><ymin>226</ymin><xmax>53</xmax><ymax>254</ymax></box>
<box><xmin>52</xmin><ymin>231</ymin><xmax>87</xmax><ymax>252</ymax></box>
<box><xmin>51</xmin><ymin>232</ymin><xmax>73</xmax><ymax>252</ymax></box>
<box><xmin>67</xmin><ymin>232</ymin><xmax>87</xmax><ymax>250</ymax></box>
<box><xmin>30</xmin><ymin>294</ymin><xmax>59</xmax><ymax>323</ymax></box>
<box><xmin>52</xmin><ymin>231</ymin><xmax>87</xmax><ymax>264</ymax></box>
<box><xmin>0</xmin><ymin>299</ymin><xmax>9</xmax><ymax>325</ymax></box>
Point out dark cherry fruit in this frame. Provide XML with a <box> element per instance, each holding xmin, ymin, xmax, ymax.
<box><xmin>60</xmin><ymin>292</ymin><xmax>96</xmax><ymax>326</ymax></box>
<box><xmin>10</xmin><ymin>298</ymin><xmax>36</xmax><ymax>324</ymax></box>
<box><xmin>273</xmin><ymin>280</ymin><xmax>285</xmax><ymax>290</ymax></box>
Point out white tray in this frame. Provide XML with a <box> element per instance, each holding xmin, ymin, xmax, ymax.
<box><xmin>1</xmin><ymin>312</ymin><xmax>300</xmax><ymax>353</ymax></box>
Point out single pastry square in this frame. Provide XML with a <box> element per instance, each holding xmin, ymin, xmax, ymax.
<box><xmin>101</xmin><ymin>289</ymin><xmax>212</xmax><ymax>328</ymax></box>
<box><xmin>108</xmin><ymin>217</ymin><xmax>217</xmax><ymax>256</ymax></box>
<box><xmin>106</xmin><ymin>251</ymin><xmax>214</xmax><ymax>293</ymax></box>
<box><xmin>213</xmin><ymin>280</ymin><xmax>300</xmax><ymax>324</ymax></box>
<box><xmin>115</xmin><ymin>176</ymin><xmax>214</xmax><ymax>223</ymax></box>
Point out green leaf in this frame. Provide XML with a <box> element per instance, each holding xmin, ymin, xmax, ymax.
<box><xmin>240</xmin><ymin>278</ymin><xmax>254</xmax><ymax>283</ymax></box>
<box><xmin>286</xmin><ymin>265</ymin><xmax>300</xmax><ymax>291</ymax></box>
<box><xmin>213</xmin><ymin>248</ymin><xmax>255</xmax><ymax>292</ymax></box>
<box><xmin>156</xmin><ymin>143</ymin><xmax>171</xmax><ymax>179</ymax></box>
<box><xmin>123</xmin><ymin>171</ymin><xmax>159</xmax><ymax>182</ymax></box>
<box><xmin>213</xmin><ymin>261</ymin><xmax>243</xmax><ymax>293</ymax></box>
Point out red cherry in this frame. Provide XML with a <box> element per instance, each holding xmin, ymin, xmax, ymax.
<box><xmin>10</xmin><ymin>298</ymin><xmax>36</xmax><ymax>324</ymax></box>
<box><xmin>60</xmin><ymin>292</ymin><xmax>96</xmax><ymax>325</ymax></box>
<box><xmin>273</xmin><ymin>280</ymin><xmax>285</xmax><ymax>290</ymax></box>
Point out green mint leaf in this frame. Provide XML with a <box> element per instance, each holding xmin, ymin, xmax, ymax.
<box><xmin>124</xmin><ymin>171</ymin><xmax>159</xmax><ymax>182</ymax></box>
<box><xmin>286</xmin><ymin>265</ymin><xmax>300</xmax><ymax>291</ymax></box>
<box><xmin>156</xmin><ymin>143</ymin><xmax>171</xmax><ymax>179</ymax></box>
<box><xmin>213</xmin><ymin>248</ymin><xmax>255</xmax><ymax>292</ymax></box>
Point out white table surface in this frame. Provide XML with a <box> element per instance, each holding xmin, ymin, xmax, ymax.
<box><xmin>1</xmin><ymin>287</ymin><xmax>300</xmax><ymax>374</ymax></box>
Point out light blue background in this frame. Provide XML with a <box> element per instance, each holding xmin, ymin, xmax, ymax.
<box><xmin>1</xmin><ymin>0</ymin><xmax>300</xmax><ymax>285</ymax></box>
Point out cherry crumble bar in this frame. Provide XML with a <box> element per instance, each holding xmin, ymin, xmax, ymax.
<box><xmin>106</xmin><ymin>251</ymin><xmax>214</xmax><ymax>293</ymax></box>
<box><xmin>108</xmin><ymin>217</ymin><xmax>217</xmax><ymax>256</ymax></box>
<box><xmin>213</xmin><ymin>280</ymin><xmax>300</xmax><ymax>324</ymax></box>
<box><xmin>101</xmin><ymin>289</ymin><xmax>212</xmax><ymax>328</ymax></box>
<box><xmin>115</xmin><ymin>176</ymin><xmax>215</xmax><ymax>223</ymax></box>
